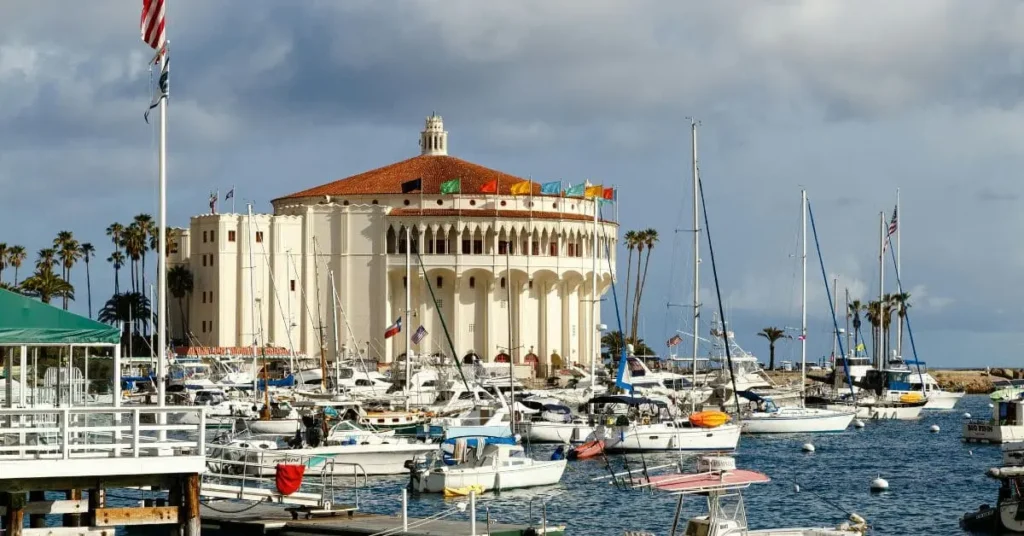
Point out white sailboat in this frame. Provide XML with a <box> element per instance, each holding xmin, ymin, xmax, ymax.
<box><xmin>409</xmin><ymin>443</ymin><xmax>566</xmax><ymax>494</ymax></box>
<box><xmin>741</xmin><ymin>190</ymin><xmax>854</xmax><ymax>434</ymax></box>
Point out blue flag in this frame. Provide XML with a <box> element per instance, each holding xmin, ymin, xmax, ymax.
<box><xmin>566</xmin><ymin>183</ymin><xmax>585</xmax><ymax>197</ymax></box>
<box><xmin>540</xmin><ymin>181</ymin><xmax>561</xmax><ymax>195</ymax></box>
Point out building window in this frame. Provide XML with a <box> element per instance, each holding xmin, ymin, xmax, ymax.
<box><xmin>290</xmin><ymin>279</ymin><xmax>296</xmax><ymax>291</ymax></box>
<box><xmin>436</xmin><ymin>276</ymin><xmax>443</xmax><ymax>289</ymax></box>
<box><xmin>170</xmin><ymin>243</ymin><xmax>178</xmax><ymax>254</ymax></box>
<box><xmin>436</xmin><ymin>199</ymin><xmax>444</xmax><ymax>206</ymax></box>
<box><xmin>500</xmin><ymin>200</ymin><xmax>507</xmax><ymax>207</ymax></box>
<box><xmin>500</xmin><ymin>300</ymin><xmax>507</xmax><ymax>309</ymax></box>
<box><xmin>468</xmin><ymin>323</ymin><xmax>475</xmax><ymax>333</ymax></box>
<box><xmin>552</xmin><ymin>203</ymin><xmax>557</xmax><ymax>209</ymax></box>
<box><xmin>498</xmin><ymin>241</ymin><xmax>510</xmax><ymax>255</ymax></box>
<box><xmin>568</xmin><ymin>244</ymin><xmax>575</xmax><ymax>257</ymax></box>
<box><xmin>201</xmin><ymin>292</ymin><xmax>206</xmax><ymax>304</ymax></box>
<box><xmin>202</xmin><ymin>255</ymin><xmax>207</xmax><ymax>267</ymax></box>
<box><xmin>372</xmin><ymin>200</ymin><xmax>378</xmax><ymax>205</ymax></box>
<box><xmin>256</xmin><ymin>231</ymin><xmax>264</xmax><ymax>243</ymax></box>
<box><xmin>343</xmin><ymin>200</ymin><xmax>350</xmax><ymax>206</ymax></box>
<box><xmin>572</xmin><ymin>325</ymin><xmax>577</xmax><ymax>337</ymax></box>
<box><xmin>528</xmin><ymin>280</ymin><xmax>534</xmax><ymax>290</ymax></box>
<box><xmin>500</xmin><ymin>277</ymin><xmax>506</xmax><ymax>289</ymax></box>
<box><xmin>532</xmin><ymin>242</ymin><xmax>539</xmax><ymax>256</ymax></box>
<box><xmin>549</xmin><ymin>242</ymin><xmax>558</xmax><ymax>256</ymax></box>
<box><xmin>473</xmin><ymin>240</ymin><xmax>483</xmax><ymax>254</ymax></box>
<box><xmin>228</xmin><ymin>231</ymin><xmax>236</xmax><ymax>242</ymax></box>
<box><xmin>435</xmin><ymin>240</ymin><xmax>446</xmax><ymax>254</ymax></box>
<box><xmin>209</xmin><ymin>254</ymin><xmax>214</xmax><ymax>266</ymax></box>
<box><xmin>209</xmin><ymin>291</ymin><xmax>214</xmax><ymax>303</ymax></box>
<box><xmin>436</xmin><ymin>299</ymin><xmax>444</xmax><ymax>309</ymax></box>
<box><xmin>211</xmin><ymin>230</ymin><xmax>215</xmax><ymax>242</ymax></box>
<box><xmin>462</xmin><ymin>240</ymin><xmax>470</xmax><ymax>254</ymax></box>
<box><xmin>202</xmin><ymin>231</ymin><xmax>208</xmax><ymax>243</ymax></box>
<box><xmin>469</xmin><ymin>200</ymin><xmax>477</xmax><ymax>206</ymax></box>
<box><xmin>404</xmin><ymin>199</ymin><xmax>410</xmax><ymax>206</ymax></box>
<box><xmin>469</xmin><ymin>277</ymin><xmax>475</xmax><ymax>289</ymax></box>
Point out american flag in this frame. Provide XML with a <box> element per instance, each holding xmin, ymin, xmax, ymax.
<box><xmin>140</xmin><ymin>0</ymin><xmax>166</xmax><ymax>52</ymax></box>
<box><xmin>882</xmin><ymin>205</ymin><xmax>898</xmax><ymax>253</ymax></box>
<box><xmin>411</xmin><ymin>325</ymin><xmax>428</xmax><ymax>345</ymax></box>
<box><xmin>666</xmin><ymin>334</ymin><xmax>683</xmax><ymax>347</ymax></box>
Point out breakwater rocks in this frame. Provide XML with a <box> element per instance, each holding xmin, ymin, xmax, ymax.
<box><xmin>764</xmin><ymin>368</ymin><xmax>997</xmax><ymax>394</ymax></box>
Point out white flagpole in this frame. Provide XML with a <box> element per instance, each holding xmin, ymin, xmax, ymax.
<box><xmin>156</xmin><ymin>47</ymin><xmax>168</xmax><ymax>438</ymax></box>
<box><xmin>895</xmin><ymin>188</ymin><xmax>902</xmax><ymax>357</ymax></box>
<box><xmin>232</xmin><ymin>184</ymin><xmax>236</xmax><ymax>214</ymax></box>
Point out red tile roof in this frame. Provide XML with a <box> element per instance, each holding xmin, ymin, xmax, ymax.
<box><xmin>273</xmin><ymin>155</ymin><xmax>542</xmax><ymax>201</ymax></box>
<box><xmin>387</xmin><ymin>208</ymin><xmax>615</xmax><ymax>224</ymax></box>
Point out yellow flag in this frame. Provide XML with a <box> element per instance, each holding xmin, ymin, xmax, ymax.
<box><xmin>855</xmin><ymin>343</ymin><xmax>865</xmax><ymax>352</ymax></box>
<box><xmin>510</xmin><ymin>180</ymin><xmax>533</xmax><ymax>195</ymax></box>
<box><xmin>584</xmin><ymin>185</ymin><xmax>603</xmax><ymax>198</ymax></box>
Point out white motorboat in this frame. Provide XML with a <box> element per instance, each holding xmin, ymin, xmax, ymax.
<box><xmin>236</xmin><ymin>401</ymin><xmax>303</xmax><ymax>435</ymax></box>
<box><xmin>739</xmin><ymin>392</ymin><xmax>855</xmax><ymax>434</ymax></box>
<box><xmin>518</xmin><ymin>400</ymin><xmax>594</xmax><ymax>443</ymax></box>
<box><xmin>633</xmin><ymin>455</ymin><xmax>868</xmax><ymax>535</ymax></box>
<box><xmin>961</xmin><ymin>443</ymin><xmax>1024</xmax><ymax>533</ymax></box>
<box><xmin>409</xmin><ymin>442</ymin><xmax>565</xmax><ymax>493</ymax></box>
<box><xmin>964</xmin><ymin>394</ymin><xmax>1024</xmax><ymax>444</ymax></box>
<box><xmin>211</xmin><ymin>435</ymin><xmax>436</xmax><ymax>476</ymax></box>
<box><xmin>586</xmin><ymin>395</ymin><xmax>740</xmax><ymax>452</ymax></box>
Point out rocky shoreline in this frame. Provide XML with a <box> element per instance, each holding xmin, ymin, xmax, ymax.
<box><xmin>765</xmin><ymin>369</ymin><xmax>998</xmax><ymax>394</ymax></box>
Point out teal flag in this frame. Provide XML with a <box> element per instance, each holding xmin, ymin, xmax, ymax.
<box><xmin>566</xmin><ymin>183</ymin><xmax>585</xmax><ymax>197</ymax></box>
<box><xmin>540</xmin><ymin>181</ymin><xmax>561</xmax><ymax>195</ymax></box>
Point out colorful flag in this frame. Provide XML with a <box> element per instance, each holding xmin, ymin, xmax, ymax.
<box><xmin>602</xmin><ymin>187</ymin><xmax>615</xmax><ymax>201</ymax></box>
<box><xmin>882</xmin><ymin>205</ymin><xmax>898</xmax><ymax>253</ymax></box>
<box><xmin>565</xmin><ymin>183</ymin><xmax>585</xmax><ymax>197</ymax></box>
<box><xmin>584</xmin><ymin>185</ymin><xmax>603</xmax><ymax>198</ymax></box>
<box><xmin>855</xmin><ymin>342</ymin><xmax>866</xmax><ymax>352</ymax></box>
<box><xmin>666</xmin><ymin>334</ymin><xmax>683</xmax><ymax>347</ymax></box>
<box><xmin>540</xmin><ymin>181</ymin><xmax>561</xmax><ymax>195</ymax></box>
<box><xmin>440</xmin><ymin>178</ymin><xmax>461</xmax><ymax>194</ymax></box>
<box><xmin>224</xmin><ymin>188</ymin><xmax>234</xmax><ymax>200</ymax></box>
<box><xmin>143</xmin><ymin>55</ymin><xmax>169</xmax><ymax>124</ymax></box>
<box><xmin>140</xmin><ymin>0</ymin><xmax>166</xmax><ymax>51</ymax></box>
<box><xmin>384</xmin><ymin>317</ymin><xmax>402</xmax><ymax>339</ymax></box>
<box><xmin>797</xmin><ymin>334</ymin><xmax>806</xmax><ymax>341</ymax></box>
<box><xmin>401</xmin><ymin>178</ymin><xmax>422</xmax><ymax>194</ymax></box>
<box><xmin>480</xmin><ymin>179</ymin><xmax>498</xmax><ymax>194</ymax></box>
<box><xmin>510</xmin><ymin>180</ymin><xmax>533</xmax><ymax>195</ymax></box>
<box><xmin>208</xmin><ymin>191</ymin><xmax>217</xmax><ymax>214</ymax></box>
<box><xmin>411</xmin><ymin>325</ymin><xmax>428</xmax><ymax>344</ymax></box>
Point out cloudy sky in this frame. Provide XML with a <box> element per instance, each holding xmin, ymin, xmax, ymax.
<box><xmin>3</xmin><ymin>1</ymin><xmax>1022</xmax><ymax>367</ymax></box>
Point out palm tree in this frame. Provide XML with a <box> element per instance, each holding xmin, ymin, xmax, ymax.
<box><xmin>630</xmin><ymin>228</ymin><xmax>659</xmax><ymax>343</ymax></box>
<box><xmin>847</xmin><ymin>299</ymin><xmax>865</xmax><ymax>356</ymax></box>
<box><xmin>80</xmin><ymin>243</ymin><xmax>96</xmax><ymax>319</ymax></box>
<box><xmin>122</xmin><ymin>223</ymin><xmax>146</xmax><ymax>294</ymax></box>
<box><xmin>757</xmin><ymin>327</ymin><xmax>790</xmax><ymax>370</ymax></box>
<box><xmin>622</xmin><ymin>230</ymin><xmax>639</xmax><ymax>335</ymax></box>
<box><xmin>890</xmin><ymin>292</ymin><xmax>911</xmax><ymax>357</ymax></box>
<box><xmin>0</xmin><ymin>243</ymin><xmax>7</xmax><ymax>284</ymax></box>
<box><xmin>21</xmin><ymin>267</ymin><xmax>74</xmax><ymax>305</ymax></box>
<box><xmin>98</xmin><ymin>292</ymin><xmax>153</xmax><ymax>354</ymax></box>
<box><xmin>168</xmin><ymin>265</ymin><xmax>194</xmax><ymax>340</ymax></box>
<box><xmin>108</xmin><ymin>251</ymin><xmax>125</xmax><ymax>294</ymax></box>
<box><xmin>601</xmin><ymin>331</ymin><xmax>655</xmax><ymax>362</ymax></box>
<box><xmin>54</xmin><ymin>231</ymin><xmax>81</xmax><ymax>309</ymax></box>
<box><xmin>8</xmin><ymin>245</ymin><xmax>26</xmax><ymax>285</ymax></box>
<box><xmin>864</xmin><ymin>300</ymin><xmax>883</xmax><ymax>360</ymax></box>
<box><xmin>628</xmin><ymin>231</ymin><xmax>646</xmax><ymax>338</ymax></box>
<box><xmin>133</xmin><ymin>214</ymin><xmax>154</xmax><ymax>293</ymax></box>
<box><xmin>36</xmin><ymin>248</ymin><xmax>57</xmax><ymax>272</ymax></box>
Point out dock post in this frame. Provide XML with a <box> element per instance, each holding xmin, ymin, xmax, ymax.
<box><xmin>401</xmin><ymin>489</ymin><xmax>408</xmax><ymax>532</ymax></box>
<box><xmin>469</xmin><ymin>490</ymin><xmax>476</xmax><ymax>536</ymax></box>
<box><xmin>28</xmin><ymin>491</ymin><xmax>45</xmax><ymax>528</ymax></box>
<box><xmin>4</xmin><ymin>492</ymin><xmax>25</xmax><ymax>536</ymax></box>
<box><xmin>64</xmin><ymin>489</ymin><xmax>82</xmax><ymax>527</ymax></box>
<box><xmin>181</xmin><ymin>473</ymin><xmax>201</xmax><ymax>536</ymax></box>
<box><xmin>87</xmin><ymin>489</ymin><xmax>105</xmax><ymax>526</ymax></box>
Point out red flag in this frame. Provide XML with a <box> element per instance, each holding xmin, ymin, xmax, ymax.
<box><xmin>140</xmin><ymin>0</ymin><xmax>166</xmax><ymax>52</ymax></box>
<box><xmin>384</xmin><ymin>317</ymin><xmax>402</xmax><ymax>339</ymax></box>
<box><xmin>479</xmin><ymin>179</ymin><xmax>498</xmax><ymax>194</ymax></box>
<box><xmin>602</xmin><ymin>188</ymin><xmax>615</xmax><ymax>201</ymax></box>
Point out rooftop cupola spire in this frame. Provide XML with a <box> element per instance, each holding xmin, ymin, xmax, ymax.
<box><xmin>419</xmin><ymin>112</ymin><xmax>448</xmax><ymax>156</ymax></box>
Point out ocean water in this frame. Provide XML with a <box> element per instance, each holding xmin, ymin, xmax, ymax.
<box><xmin>356</xmin><ymin>394</ymin><xmax>998</xmax><ymax>536</ymax></box>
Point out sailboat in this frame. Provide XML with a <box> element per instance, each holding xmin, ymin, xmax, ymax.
<box><xmin>740</xmin><ymin>190</ymin><xmax>855</xmax><ymax>434</ymax></box>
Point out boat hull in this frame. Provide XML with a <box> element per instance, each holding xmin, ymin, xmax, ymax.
<box><xmin>963</xmin><ymin>422</ymin><xmax>1024</xmax><ymax>444</ymax></box>
<box><xmin>822</xmin><ymin>403</ymin><xmax>922</xmax><ymax>421</ymax></box>
<box><xmin>411</xmin><ymin>459</ymin><xmax>566</xmax><ymax>493</ymax></box>
<box><xmin>522</xmin><ymin>421</ymin><xmax>594</xmax><ymax>443</ymax></box>
<box><xmin>600</xmin><ymin>423</ymin><xmax>741</xmax><ymax>452</ymax></box>
<box><xmin>248</xmin><ymin>443</ymin><xmax>437</xmax><ymax>476</ymax></box>
<box><xmin>923</xmin><ymin>391</ymin><xmax>964</xmax><ymax>410</ymax></box>
<box><xmin>242</xmin><ymin>418</ymin><xmax>301</xmax><ymax>435</ymax></box>
<box><xmin>741</xmin><ymin>409</ymin><xmax>855</xmax><ymax>434</ymax></box>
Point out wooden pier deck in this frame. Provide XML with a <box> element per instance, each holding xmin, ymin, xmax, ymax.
<box><xmin>192</xmin><ymin>503</ymin><xmax>565</xmax><ymax>536</ymax></box>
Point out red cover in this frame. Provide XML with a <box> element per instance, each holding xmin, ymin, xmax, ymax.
<box><xmin>275</xmin><ymin>464</ymin><xmax>305</xmax><ymax>495</ymax></box>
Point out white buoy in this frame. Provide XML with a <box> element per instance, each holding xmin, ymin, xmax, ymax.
<box><xmin>853</xmin><ymin>419</ymin><xmax>865</xmax><ymax>429</ymax></box>
<box><xmin>794</xmin><ymin>484</ymin><xmax>801</xmax><ymax>493</ymax></box>
<box><xmin>802</xmin><ymin>443</ymin><xmax>815</xmax><ymax>452</ymax></box>
<box><xmin>990</xmin><ymin>403</ymin><xmax>995</xmax><ymax>408</ymax></box>
<box><xmin>969</xmin><ymin>450</ymin><xmax>974</xmax><ymax>456</ymax></box>
<box><xmin>930</xmin><ymin>424</ymin><xmax>940</xmax><ymax>433</ymax></box>
<box><xmin>870</xmin><ymin>476</ymin><xmax>889</xmax><ymax>492</ymax></box>
<box><xmin>963</xmin><ymin>412</ymin><xmax>972</xmax><ymax>419</ymax></box>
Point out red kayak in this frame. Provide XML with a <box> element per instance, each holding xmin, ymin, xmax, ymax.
<box><xmin>568</xmin><ymin>439</ymin><xmax>605</xmax><ymax>460</ymax></box>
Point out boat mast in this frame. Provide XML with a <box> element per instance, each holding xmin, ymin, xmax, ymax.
<box><xmin>246</xmin><ymin>204</ymin><xmax>268</xmax><ymax>416</ymax></box>
<box><xmin>690</xmin><ymin>118</ymin><xmax>700</xmax><ymax>413</ymax></box>
<box><xmin>329</xmin><ymin>269</ymin><xmax>341</xmax><ymax>393</ymax></box>
<box><xmin>831</xmin><ymin>277</ymin><xmax>837</xmax><ymax>365</ymax></box>
<box><xmin>844</xmin><ymin>288</ymin><xmax>851</xmax><ymax>359</ymax></box>
<box><xmin>590</xmin><ymin>191</ymin><xmax>599</xmax><ymax>392</ymax></box>
<box><xmin>877</xmin><ymin>211</ymin><xmax>885</xmax><ymax>371</ymax></box>
<box><xmin>895</xmin><ymin>188</ymin><xmax>902</xmax><ymax>358</ymax></box>
<box><xmin>800</xmin><ymin>189</ymin><xmax>807</xmax><ymax>407</ymax></box>
<box><xmin>507</xmin><ymin>250</ymin><xmax>516</xmax><ymax>434</ymax></box>
<box><xmin>404</xmin><ymin>224</ymin><xmax>412</xmax><ymax>411</ymax></box>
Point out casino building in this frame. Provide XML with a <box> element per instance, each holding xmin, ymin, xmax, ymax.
<box><xmin>167</xmin><ymin>114</ymin><xmax>617</xmax><ymax>375</ymax></box>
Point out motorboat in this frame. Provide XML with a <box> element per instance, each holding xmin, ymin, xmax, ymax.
<box><xmin>236</xmin><ymin>400</ymin><xmax>303</xmax><ymax>435</ymax></box>
<box><xmin>738</xmin><ymin>391</ymin><xmax>855</xmax><ymax>434</ymax></box>
<box><xmin>630</xmin><ymin>455</ymin><xmax>869</xmax><ymax>535</ymax></box>
<box><xmin>175</xmin><ymin>388</ymin><xmax>256</xmax><ymax>429</ymax></box>
<box><xmin>408</xmin><ymin>441</ymin><xmax>565</xmax><ymax>493</ymax></box>
<box><xmin>961</xmin><ymin>442</ymin><xmax>1024</xmax><ymax>533</ymax></box>
<box><xmin>518</xmin><ymin>399</ymin><xmax>594</xmax><ymax>444</ymax></box>
<box><xmin>806</xmin><ymin>393</ymin><xmax>925</xmax><ymax>421</ymax></box>
<box><xmin>964</xmin><ymin>393</ymin><xmax>1024</xmax><ymax>444</ymax></box>
<box><xmin>585</xmin><ymin>395</ymin><xmax>740</xmax><ymax>452</ymax></box>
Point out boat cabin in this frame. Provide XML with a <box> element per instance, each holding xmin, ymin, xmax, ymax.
<box><xmin>994</xmin><ymin>395</ymin><xmax>1024</xmax><ymax>426</ymax></box>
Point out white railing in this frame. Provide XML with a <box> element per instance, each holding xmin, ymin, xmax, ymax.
<box><xmin>0</xmin><ymin>406</ymin><xmax>206</xmax><ymax>461</ymax></box>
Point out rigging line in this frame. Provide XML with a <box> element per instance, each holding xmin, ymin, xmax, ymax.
<box><xmin>286</xmin><ymin>249</ymin><xmax>326</xmax><ymax>353</ymax></box>
<box><xmin>696</xmin><ymin>177</ymin><xmax>742</xmax><ymax>416</ymax></box>
<box><xmin>413</xmin><ymin>250</ymin><xmax>474</xmax><ymax>401</ymax></box>
<box><xmin>248</xmin><ymin>215</ymin><xmax>299</xmax><ymax>360</ymax></box>
<box><xmin>806</xmin><ymin>199</ymin><xmax>855</xmax><ymax>396</ymax></box>
<box><xmin>886</xmin><ymin>234</ymin><xmax>926</xmax><ymax>389</ymax></box>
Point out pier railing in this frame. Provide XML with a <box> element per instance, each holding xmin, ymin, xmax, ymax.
<box><xmin>0</xmin><ymin>406</ymin><xmax>206</xmax><ymax>461</ymax></box>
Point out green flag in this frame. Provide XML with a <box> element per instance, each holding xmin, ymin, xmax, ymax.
<box><xmin>440</xmin><ymin>178</ymin><xmax>461</xmax><ymax>194</ymax></box>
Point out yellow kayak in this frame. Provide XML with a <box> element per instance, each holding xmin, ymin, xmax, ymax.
<box><xmin>443</xmin><ymin>484</ymin><xmax>485</xmax><ymax>498</ymax></box>
<box><xmin>689</xmin><ymin>410</ymin><xmax>731</xmax><ymax>428</ymax></box>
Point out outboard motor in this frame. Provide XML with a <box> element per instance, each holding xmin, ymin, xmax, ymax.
<box><xmin>304</xmin><ymin>414</ymin><xmax>323</xmax><ymax>448</ymax></box>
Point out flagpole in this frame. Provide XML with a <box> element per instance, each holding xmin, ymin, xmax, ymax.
<box><xmin>590</xmin><ymin>195</ymin><xmax>599</xmax><ymax>391</ymax></box>
<box><xmin>404</xmin><ymin>223</ymin><xmax>412</xmax><ymax>411</ymax></box>
<box><xmin>232</xmin><ymin>184</ymin><xmax>236</xmax><ymax>214</ymax></box>
<box><xmin>895</xmin><ymin>188</ymin><xmax>902</xmax><ymax>357</ymax></box>
<box><xmin>156</xmin><ymin>47</ymin><xmax>168</xmax><ymax>438</ymax></box>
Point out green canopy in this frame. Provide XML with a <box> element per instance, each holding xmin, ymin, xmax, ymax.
<box><xmin>0</xmin><ymin>288</ymin><xmax>120</xmax><ymax>345</ymax></box>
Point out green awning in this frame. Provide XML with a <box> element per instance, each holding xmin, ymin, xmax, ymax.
<box><xmin>0</xmin><ymin>288</ymin><xmax>120</xmax><ymax>345</ymax></box>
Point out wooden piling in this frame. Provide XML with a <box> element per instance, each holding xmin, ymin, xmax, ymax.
<box><xmin>3</xmin><ymin>492</ymin><xmax>25</xmax><ymax>536</ymax></box>
<box><xmin>180</xmin><ymin>473</ymin><xmax>201</xmax><ymax>536</ymax></box>
<box><xmin>63</xmin><ymin>489</ymin><xmax>82</xmax><ymax>526</ymax></box>
<box><xmin>88</xmin><ymin>488</ymin><xmax>105</xmax><ymax>526</ymax></box>
<box><xmin>27</xmin><ymin>491</ymin><xmax>45</xmax><ymax>528</ymax></box>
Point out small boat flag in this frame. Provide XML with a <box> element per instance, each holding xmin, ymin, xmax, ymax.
<box><xmin>411</xmin><ymin>325</ymin><xmax>428</xmax><ymax>344</ymax></box>
<box><xmin>384</xmin><ymin>317</ymin><xmax>402</xmax><ymax>339</ymax></box>
<box><xmin>666</xmin><ymin>334</ymin><xmax>683</xmax><ymax>347</ymax></box>
<box><xmin>224</xmin><ymin>188</ymin><xmax>234</xmax><ymax>200</ymax></box>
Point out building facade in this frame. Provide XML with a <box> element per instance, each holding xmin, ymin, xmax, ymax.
<box><xmin>168</xmin><ymin>115</ymin><xmax>617</xmax><ymax>374</ymax></box>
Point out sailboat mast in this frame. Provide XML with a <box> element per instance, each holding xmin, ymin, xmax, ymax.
<box><xmin>800</xmin><ymin>189</ymin><xmax>807</xmax><ymax>405</ymax></box>
<box><xmin>877</xmin><ymin>211</ymin><xmax>885</xmax><ymax>370</ymax></box>
<box><xmin>329</xmin><ymin>269</ymin><xmax>340</xmax><ymax>392</ymax></box>
<box><xmin>895</xmin><ymin>188</ymin><xmax>902</xmax><ymax>358</ymax></box>
<box><xmin>156</xmin><ymin>51</ymin><xmax>168</xmax><ymax>419</ymax></box>
<box><xmin>690</xmin><ymin>119</ymin><xmax>700</xmax><ymax>413</ymax></box>
<box><xmin>831</xmin><ymin>277</ymin><xmax>837</xmax><ymax>364</ymax></box>
<box><xmin>404</xmin><ymin>225</ymin><xmax>412</xmax><ymax>411</ymax></box>
<box><xmin>844</xmin><ymin>288</ymin><xmax>851</xmax><ymax>359</ymax></box>
<box><xmin>506</xmin><ymin>250</ymin><xmax>516</xmax><ymax>434</ymax></box>
<box><xmin>590</xmin><ymin>195</ymin><xmax>599</xmax><ymax>391</ymax></box>
<box><xmin>246</xmin><ymin>204</ymin><xmax>264</xmax><ymax>409</ymax></box>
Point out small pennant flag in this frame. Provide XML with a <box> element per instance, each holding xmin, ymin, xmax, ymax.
<box><xmin>565</xmin><ymin>183</ymin><xmax>585</xmax><ymax>197</ymax></box>
<box><xmin>479</xmin><ymin>179</ymin><xmax>498</xmax><ymax>194</ymax></box>
<box><xmin>208</xmin><ymin>191</ymin><xmax>217</xmax><ymax>214</ymax></box>
<box><xmin>411</xmin><ymin>325</ymin><xmax>428</xmax><ymax>344</ymax></box>
<box><xmin>224</xmin><ymin>188</ymin><xmax>234</xmax><ymax>200</ymax></box>
<box><xmin>540</xmin><ymin>181</ymin><xmax>561</xmax><ymax>195</ymax></box>
<box><xmin>401</xmin><ymin>178</ymin><xmax>422</xmax><ymax>194</ymax></box>
<box><xmin>797</xmin><ymin>334</ymin><xmax>806</xmax><ymax>341</ymax></box>
<box><xmin>855</xmin><ymin>342</ymin><xmax>866</xmax><ymax>352</ymax></box>
<box><xmin>666</xmin><ymin>334</ymin><xmax>683</xmax><ymax>347</ymax></box>
<box><xmin>510</xmin><ymin>180</ymin><xmax>533</xmax><ymax>195</ymax></box>
<box><xmin>584</xmin><ymin>185</ymin><xmax>603</xmax><ymax>198</ymax></box>
<box><xmin>440</xmin><ymin>178</ymin><xmax>461</xmax><ymax>194</ymax></box>
<box><xmin>384</xmin><ymin>317</ymin><xmax>402</xmax><ymax>339</ymax></box>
